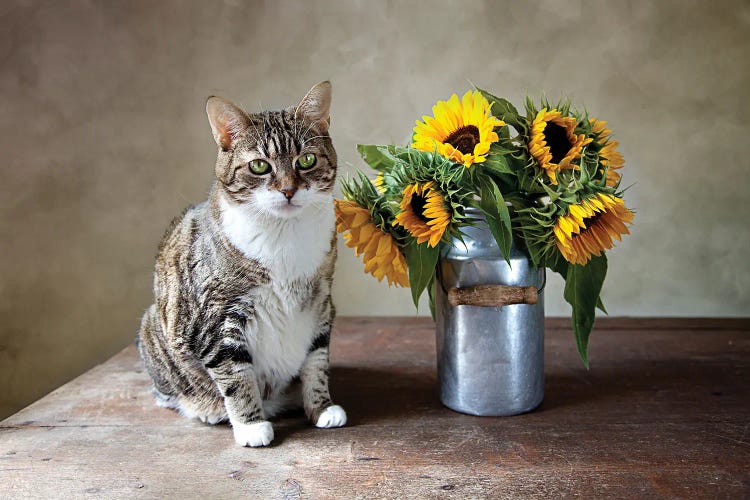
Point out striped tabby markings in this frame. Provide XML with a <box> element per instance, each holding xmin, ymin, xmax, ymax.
<box><xmin>137</xmin><ymin>82</ymin><xmax>345</xmax><ymax>447</ymax></box>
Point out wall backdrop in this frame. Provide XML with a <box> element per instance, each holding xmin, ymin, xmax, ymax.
<box><xmin>2</xmin><ymin>0</ymin><xmax>749</xmax><ymax>418</ymax></box>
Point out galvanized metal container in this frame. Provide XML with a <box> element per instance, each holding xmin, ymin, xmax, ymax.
<box><xmin>435</xmin><ymin>208</ymin><xmax>545</xmax><ymax>416</ymax></box>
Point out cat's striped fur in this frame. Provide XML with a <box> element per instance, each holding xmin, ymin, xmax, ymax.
<box><xmin>137</xmin><ymin>82</ymin><xmax>346</xmax><ymax>447</ymax></box>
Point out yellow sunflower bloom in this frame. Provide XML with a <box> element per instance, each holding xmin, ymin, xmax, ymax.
<box><xmin>393</xmin><ymin>181</ymin><xmax>451</xmax><ymax>247</ymax></box>
<box><xmin>553</xmin><ymin>193</ymin><xmax>634</xmax><ymax>265</ymax></box>
<box><xmin>412</xmin><ymin>90</ymin><xmax>504</xmax><ymax>168</ymax></box>
<box><xmin>590</xmin><ymin>118</ymin><xmax>624</xmax><ymax>187</ymax></box>
<box><xmin>529</xmin><ymin>108</ymin><xmax>592</xmax><ymax>185</ymax></box>
<box><xmin>334</xmin><ymin>199</ymin><xmax>409</xmax><ymax>287</ymax></box>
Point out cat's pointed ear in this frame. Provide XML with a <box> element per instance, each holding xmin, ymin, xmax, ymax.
<box><xmin>295</xmin><ymin>81</ymin><xmax>331</xmax><ymax>130</ymax></box>
<box><xmin>206</xmin><ymin>96</ymin><xmax>250</xmax><ymax>151</ymax></box>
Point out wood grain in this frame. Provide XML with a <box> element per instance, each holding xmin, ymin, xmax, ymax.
<box><xmin>1</xmin><ymin>317</ymin><xmax>749</xmax><ymax>498</ymax></box>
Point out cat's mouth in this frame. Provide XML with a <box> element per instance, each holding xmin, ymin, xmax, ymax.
<box><xmin>269</xmin><ymin>202</ymin><xmax>304</xmax><ymax>217</ymax></box>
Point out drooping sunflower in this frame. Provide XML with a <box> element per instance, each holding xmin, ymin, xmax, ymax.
<box><xmin>529</xmin><ymin>108</ymin><xmax>592</xmax><ymax>185</ymax></box>
<box><xmin>334</xmin><ymin>199</ymin><xmax>409</xmax><ymax>287</ymax></box>
<box><xmin>412</xmin><ymin>90</ymin><xmax>504</xmax><ymax>168</ymax></box>
<box><xmin>554</xmin><ymin>193</ymin><xmax>634</xmax><ymax>265</ymax></box>
<box><xmin>393</xmin><ymin>181</ymin><xmax>451</xmax><ymax>247</ymax></box>
<box><xmin>590</xmin><ymin>118</ymin><xmax>624</xmax><ymax>187</ymax></box>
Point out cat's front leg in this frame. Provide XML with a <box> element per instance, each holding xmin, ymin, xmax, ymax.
<box><xmin>202</xmin><ymin>332</ymin><xmax>272</xmax><ymax>447</ymax></box>
<box><xmin>300</xmin><ymin>311</ymin><xmax>347</xmax><ymax>429</ymax></box>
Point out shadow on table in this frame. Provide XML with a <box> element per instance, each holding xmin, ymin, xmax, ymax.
<box><xmin>540</xmin><ymin>356</ymin><xmax>740</xmax><ymax>413</ymax></box>
<box><xmin>327</xmin><ymin>357</ymin><xmax>741</xmax><ymax>421</ymax></box>
<box><xmin>330</xmin><ymin>366</ymin><xmax>441</xmax><ymax>423</ymax></box>
<box><xmin>271</xmin><ymin>356</ymin><xmax>741</xmax><ymax>444</ymax></box>
<box><xmin>265</xmin><ymin>366</ymin><xmax>439</xmax><ymax>445</ymax></box>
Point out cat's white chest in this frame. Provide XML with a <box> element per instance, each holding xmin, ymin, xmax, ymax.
<box><xmin>218</xmin><ymin>195</ymin><xmax>334</xmax><ymax>281</ymax></box>
<box><xmin>218</xmin><ymin>194</ymin><xmax>331</xmax><ymax>389</ymax></box>
<box><xmin>248</xmin><ymin>285</ymin><xmax>317</xmax><ymax>387</ymax></box>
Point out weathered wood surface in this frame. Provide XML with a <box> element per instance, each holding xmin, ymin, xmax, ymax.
<box><xmin>1</xmin><ymin>317</ymin><xmax>749</xmax><ymax>499</ymax></box>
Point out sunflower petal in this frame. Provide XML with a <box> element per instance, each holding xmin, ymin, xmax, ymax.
<box><xmin>412</xmin><ymin>90</ymin><xmax>500</xmax><ymax>167</ymax></box>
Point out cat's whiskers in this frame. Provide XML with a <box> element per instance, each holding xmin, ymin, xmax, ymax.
<box><xmin>291</xmin><ymin>108</ymin><xmax>301</xmax><ymax>139</ymax></box>
<box><xmin>297</xmin><ymin>120</ymin><xmax>320</xmax><ymax>144</ymax></box>
<box><xmin>300</xmin><ymin>135</ymin><xmax>327</xmax><ymax>146</ymax></box>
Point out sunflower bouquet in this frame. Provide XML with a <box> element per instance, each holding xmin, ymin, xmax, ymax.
<box><xmin>335</xmin><ymin>88</ymin><xmax>633</xmax><ymax>365</ymax></box>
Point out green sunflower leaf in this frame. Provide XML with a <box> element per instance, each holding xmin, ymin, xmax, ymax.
<box><xmin>597</xmin><ymin>296</ymin><xmax>607</xmax><ymax>314</ymax></box>
<box><xmin>404</xmin><ymin>242</ymin><xmax>440</xmax><ymax>309</ymax></box>
<box><xmin>356</xmin><ymin>144</ymin><xmax>398</xmax><ymax>172</ymax></box>
<box><xmin>521</xmin><ymin>228</ymin><xmax>547</xmax><ymax>268</ymax></box>
<box><xmin>481</xmin><ymin>153</ymin><xmax>514</xmax><ymax>176</ymax></box>
<box><xmin>498</xmin><ymin>124</ymin><xmax>510</xmax><ymax>140</ymax></box>
<box><xmin>477</xmin><ymin>174</ymin><xmax>513</xmax><ymax>264</ymax></box>
<box><xmin>477</xmin><ymin>88</ymin><xmax>522</xmax><ymax>129</ymax></box>
<box><xmin>489</xmin><ymin>143</ymin><xmax>515</xmax><ymax>156</ymax></box>
<box><xmin>427</xmin><ymin>275</ymin><xmax>437</xmax><ymax>320</ymax></box>
<box><xmin>548</xmin><ymin>252</ymin><xmax>569</xmax><ymax>278</ymax></box>
<box><xmin>563</xmin><ymin>254</ymin><xmax>608</xmax><ymax>368</ymax></box>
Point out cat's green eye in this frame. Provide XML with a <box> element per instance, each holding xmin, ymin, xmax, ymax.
<box><xmin>249</xmin><ymin>159</ymin><xmax>271</xmax><ymax>175</ymax></box>
<box><xmin>297</xmin><ymin>153</ymin><xmax>317</xmax><ymax>170</ymax></box>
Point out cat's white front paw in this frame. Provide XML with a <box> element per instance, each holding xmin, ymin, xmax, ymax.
<box><xmin>315</xmin><ymin>405</ymin><xmax>347</xmax><ymax>428</ymax></box>
<box><xmin>232</xmin><ymin>421</ymin><xmax>274</xmax><ymax>447</ymax></box>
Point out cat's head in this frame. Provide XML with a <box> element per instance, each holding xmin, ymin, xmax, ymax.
<box><xmin>206</xmin><ymin>81</ymin><xmax>336</xmax><ymax>219</ymax></box>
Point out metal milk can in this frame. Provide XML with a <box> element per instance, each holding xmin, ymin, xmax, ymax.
<box><xmin>435</xmin><ymin>208</ymin><xmax>545</xmax><ymax>416</ymax></box>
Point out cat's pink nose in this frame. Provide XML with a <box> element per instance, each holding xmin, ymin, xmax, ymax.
<box><xmin>280</xmin><ymin>186</ymin><xmax>297</xmax><ymax>200</ymax></box>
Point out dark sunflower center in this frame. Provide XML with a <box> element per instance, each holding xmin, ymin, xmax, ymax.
<box><xmin>544</xmin><ymin>122</ymin><xmax>573</xmax><ymax>164</ymax></box>
<box><xmin>573</xmin><ymin>213</ymin><xmax>604</xmax><ymax>238</ymax></box>
<box><xmin>444</xmin><ymin>125</ymin><xmax>480</xmax><ymax>155</ymax></box>
<box><xmin>410</xmin><ymin>193</ymin><xmax>430</xmax><ymax>223</ymax></box>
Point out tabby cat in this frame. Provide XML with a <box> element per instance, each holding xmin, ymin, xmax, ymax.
<box><xmin>137</xmin><ymin>82</ymin><xmax>346</xmax><ymax>447</ymax></box>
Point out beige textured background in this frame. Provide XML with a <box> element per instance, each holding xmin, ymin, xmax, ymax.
<box><xmin>1</xmin><ymin>0</ymin><xmax>749</xmax><ymax>419</ymax></box>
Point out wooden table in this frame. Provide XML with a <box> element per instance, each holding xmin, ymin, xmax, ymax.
<box><xmin>2</xmin><ymin>318</ymin><xmax>748</xmax><ymax>498</ymax></box>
